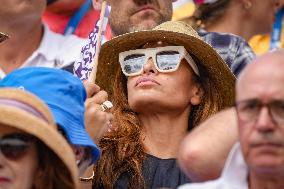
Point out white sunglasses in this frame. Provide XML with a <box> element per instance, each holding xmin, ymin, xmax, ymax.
<box><xmin>119</xmin><ymin>46</ymin><xmax>200</xmax><ymax>77</ymax></box>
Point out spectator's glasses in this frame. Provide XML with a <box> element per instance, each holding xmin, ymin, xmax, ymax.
<box><xmin>119</xmin><ymin>46</ymin><xmax>200</xmax><ymax>77</ymax></box>
<box><xmin>0</xmin><ymin>133</ymin><xmax>34</xmax><ymax>161</ymax></box>
<box><xmin>235</xmin><ymin>99</ymin><xmax>284</xmax><ymax>124</ymax></box>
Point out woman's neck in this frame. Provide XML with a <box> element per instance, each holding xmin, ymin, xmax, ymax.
<box><xmin>249</xmin><ymin>171</ymin><xmax>284</xmax><ymax>189</ymax></box>
<box><xmin>139</xmin><ymin>108</ymin><xmax>190</xmax><ymax>159</ymax></box>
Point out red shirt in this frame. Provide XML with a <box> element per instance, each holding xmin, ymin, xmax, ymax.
<box><xmin>42</xmin><ymin>9</ymin><xmax>112</xmax><ymax>39</ymax></box>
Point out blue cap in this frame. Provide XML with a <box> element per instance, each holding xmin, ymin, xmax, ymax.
<box><xmin>0</xmin><ymin>67</ymin><xmax>100</xmax><ymax>163</ymax></box>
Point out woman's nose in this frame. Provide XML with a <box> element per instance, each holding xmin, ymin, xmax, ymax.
<box><xmin>142</xmin><ymin>58</ymin><xmax>158</xmax><ymax>75</ymax></box>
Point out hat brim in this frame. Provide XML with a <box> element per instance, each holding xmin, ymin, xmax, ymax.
<box><xmin>96</xmin><ymin>30</ymin><xmax>236</xmax><ymax>107</ymax></box>
<box><xmin>0</xmin><ymin>90</ymin><xmax>78</xmax><ymax>188</ymax></box>
<box><xmin>52</xmin><ymin>107</ymin><xmax>100</xmax><ymax>163</ymax></box>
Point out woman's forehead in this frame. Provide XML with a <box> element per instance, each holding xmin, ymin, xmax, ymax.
<box><xmin>141</xmin><ymin>41</ymin><xmax>176</xmax><ymax>49</ymax></box>
<box><xmin>0</xmin><ymin>124</ymin><xmax>24</xmax><ymax>136</ymax></box>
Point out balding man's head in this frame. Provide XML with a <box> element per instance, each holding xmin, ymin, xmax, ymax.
<box><xmin>237</xmin><ymin>49</ymin><xmax>284</xmax><ymax>101</ymax></box>
<box><xmin>235</xmin><ymin>49</ymin><xmax>284</xmax><ymax>175</ymax></box>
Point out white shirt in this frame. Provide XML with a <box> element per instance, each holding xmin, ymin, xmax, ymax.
<box><xmin>179</xmin><ymin>143</ymin><xmax>249</xmax><ymax>189</ymax></box>
<box><xmin>0</xmin><ymin>25</ymin><xmax>87</xmax><ymax>79</ymax></box>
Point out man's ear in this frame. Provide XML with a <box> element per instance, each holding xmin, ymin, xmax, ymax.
<box><xmin>190</xmin><ymin>84</ymin><xmax>204</xmax><ymax>106</ymax></box>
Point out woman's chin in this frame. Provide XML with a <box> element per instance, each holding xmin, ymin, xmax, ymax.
<box><xmin>129</xmin><ymin>91</ymin><xmax>160</xmax><ymax>102</ymax></box>
<box><xmin>129</xmin><ymin>98</ymin><xmax>162</xmax><ymax>112</ymax></box>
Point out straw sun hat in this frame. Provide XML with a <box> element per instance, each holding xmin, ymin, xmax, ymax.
<box><xmin>96</xmin><ymin>21</ymin><xmax>236</xmax><ymax>107</ymax></box>
<box><xmin>0</xmin><ymin>88</ymin><xmax>78</xmax><ymax>188</ymax></box>
<box><xmin>0</xmin><ymin>32</ymin><xmax>8</xmax><ymax>43</ymax></box>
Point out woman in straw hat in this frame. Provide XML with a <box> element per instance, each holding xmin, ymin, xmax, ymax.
<box><xmin>0</xmin><ymin>88</ymin><xmax>78</xmax><ymax>189</ymax></box>
<box><xmin>92</xmin><ymin>20</ymin><xmax>236</xmax><ymax>189</ymax></box>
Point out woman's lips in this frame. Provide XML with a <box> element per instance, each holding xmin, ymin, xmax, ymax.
<box><xmin>135</xmin><ymin>77</ymin><xmax>160</xmax><ymax>87</ymax></box>
<box><xmin>0</xmin><ymin>177</ymin><xmax>10</xmax><ymax>183</ymax></box>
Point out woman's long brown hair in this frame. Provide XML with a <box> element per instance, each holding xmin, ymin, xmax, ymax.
<box><xmin>93</xmin><ymin>55</ymin><xmax>225</xmax><ymax>189</ymax></box>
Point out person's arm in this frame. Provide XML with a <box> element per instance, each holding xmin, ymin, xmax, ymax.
<box><xmin>178</xmin><ymin>108</ymin><xmax>238</xmax><ymax>182</ymax></box>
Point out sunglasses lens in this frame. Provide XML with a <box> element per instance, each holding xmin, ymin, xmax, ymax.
<box><xmin>122</xmin><ymin>54</ymin><xmax>145</xmax><ymax>75</ymax></box>
<box><xmin>156</xmin><ymin>51</ymin><xmax>180</xmax><ymax>71</ymax></box>
<box><xmin>0</xmin><ymin>135</ymin><xmax>32</xmax><ymax>160</ymax></box>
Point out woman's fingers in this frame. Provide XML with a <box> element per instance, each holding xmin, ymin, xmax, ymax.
<box><xmin>85</xmin><ymin>99</ymin><xmax>113</xmax><ymax>144</ymax></box>
<box><xmin>83</xmin><ymin>81</ymin><xmax>113</xmax><ymax>143</ymax></box>
<box><xmin>83</xmin><ymin>81</ymin><xmax>100</xmax><ymax>98</ymax></box>
<box><xmin>85</xmin><ymin>90</ymin><xmax>108</xmax><ymax>106</ymax></box>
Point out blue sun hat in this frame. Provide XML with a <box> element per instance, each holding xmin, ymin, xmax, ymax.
<box><xmin>0</xmin><ymin>67</ymin><xmax>100</xmax><ymax>163</ymax></box>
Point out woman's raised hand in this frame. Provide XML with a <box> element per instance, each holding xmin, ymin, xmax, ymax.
<box><xmin>83</xmin><ymin>80</ymin><xmax>114</xmax><ymax>144</ymax></box>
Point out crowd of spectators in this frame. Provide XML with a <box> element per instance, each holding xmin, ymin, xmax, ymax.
<box><xmin>0</xmin><ymin>0</ymin><xmax>283</xmax><ymax>189</ymax></box>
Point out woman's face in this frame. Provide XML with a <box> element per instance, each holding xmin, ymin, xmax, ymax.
<box><xmin>0</xmin><ymin>125</ymin><xmax>39</xmax><ymax>189</ymax></box>
<box><xmin>249</xmin><ymin>0</ymin><xmax>281</xmax><ymax>34</ymax></box>
<box><xmin>126</xmin><ymin>42</ymin><xmax>203</xmax><ymax>113</ymax></box>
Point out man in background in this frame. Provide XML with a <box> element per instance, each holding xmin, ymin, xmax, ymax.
<box><xmin>93</xmin><ymin>0</ymin><xmax>176</xmax><ymax>37</ymax></box>
<box><xmin>0</xmin><ymin>0</ymin><xmax>86</xmax><ymax>78</ymax></box>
